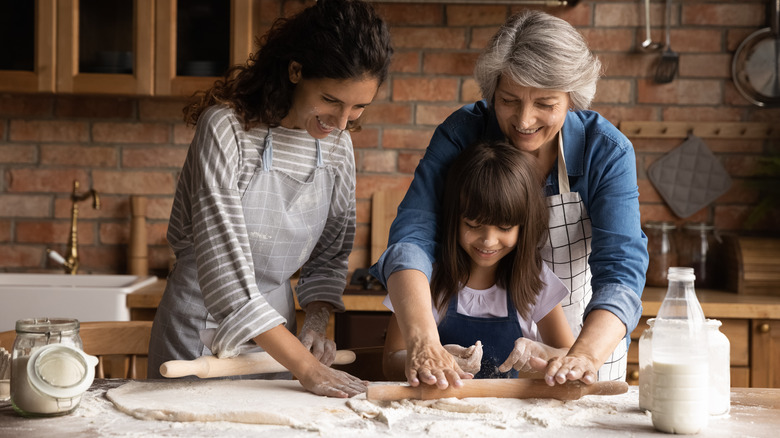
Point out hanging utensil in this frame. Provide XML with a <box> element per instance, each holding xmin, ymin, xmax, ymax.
<box><xmin>641</xmin><ymin>0</ymin><xmax>663</xmax><ymax>51</ymax></box>
<box><xmin>654</xmin><ymin>0</ymin><xmax>679</xmax><ymax>83</ymax></box>
<box><xmin>733</xmin><ymin>0</ymin><xmax>780</xmax><ymax>107</ymax></box>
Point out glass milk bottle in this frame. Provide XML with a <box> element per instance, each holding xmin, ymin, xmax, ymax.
<box><xmin>706</xmin><ymin>319</ymin><xmax>730</xmax><ymax>416</ymax></box>
<box><xmin>638</xmin><ymin>318</ymin><xmax>655</xmax><ymax>411</ymax></box>
<box><xmin>651</xmin><ymin>267</ymin><xmax>709</xmax><ymax>435</ymax></box>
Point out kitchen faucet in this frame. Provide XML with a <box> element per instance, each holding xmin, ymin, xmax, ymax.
<box><xmin>47</xmin><ymin>180</ymin><xmax>100</xmax><ymax>274</ymax></box>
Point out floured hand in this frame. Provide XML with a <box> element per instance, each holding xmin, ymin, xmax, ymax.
<box><xmin>298</xmin><ymin>362</ymin><xmax>367</xmax><ymax>398</ymax></box>
<box><xmin>529</xmin><ymin>354</ymin><xmax>598</xmax><ymax>386</ymax></box>
<box><xmin>407</xmin><ymin>340</ymin><xmax>473</xmax><ymax>389</ymax></box>
<box><xmin>498</xmin><ymin>338</ymin><xmax>568</xmax><ymax>374</ymax></box>
<box><xmin>299</xmin><ymin>303</ymin><xmax>336</xmax><ymax>366</ymax></box>
<box><xmin>443</xmin><ymin>341</ymin><xmax>483</xmax><ymax>375</ymax></box>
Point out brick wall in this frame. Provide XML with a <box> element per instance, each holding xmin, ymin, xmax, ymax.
<box><xmin>0</xmin><ymin>0</ymin><xmax>778</xmax><ymax>275</ymax></box>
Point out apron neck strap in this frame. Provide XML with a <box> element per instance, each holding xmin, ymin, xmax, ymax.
<box><xmin>556</xmin><ymin>131</ymin><xmax>570</xmax><ymax>193</ymax></box>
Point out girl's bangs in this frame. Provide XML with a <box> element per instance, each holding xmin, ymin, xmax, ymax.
<box><xmin>459</xmin><ymin>167</ymin><xmax>527</xmax><ymax>226</ymax></box>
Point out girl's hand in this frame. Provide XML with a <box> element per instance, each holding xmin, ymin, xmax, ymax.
<box><xmin>528</xmin><ymin>354</ymin><xmax>598</xmax><ymax>386</ymax></box>
<box><xmin>442</xmin><ymin>341</ymin><xmax>483</xmax><ymax>375</ymax></box>
<box><xmin>298</xmin><ymin>303</ymin><xmax>336</xmax><ymax>366</ymax></box>
<box><xmin>297</xmin><ymin>362</ymin><xmax>367</xmax><ymax>398</ymax></box>
<box><xmin>498</xmin><ymin>338</ymin><xmax>567</xmax><ymax>373</ymax></box>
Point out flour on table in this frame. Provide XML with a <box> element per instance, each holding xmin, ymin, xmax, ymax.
<box><xmin>104</xmin><ymin>380</ymin><xmax>644</xmax><ymax>438</ymax></box>
<box><xmin>106</xmin><ymin>380</ymin><xmax>364</xmax><ymax>431</ymax></box>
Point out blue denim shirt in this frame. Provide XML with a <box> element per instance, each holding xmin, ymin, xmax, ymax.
<box><xmin>370</xmin><ymin>100</ymin><xmax>648</xmax><ymax>336</ymax></box>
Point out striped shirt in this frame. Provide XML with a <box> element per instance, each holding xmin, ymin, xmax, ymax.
<box><xmin>167</xmin><ymin>105</ymin><xmax>355</xmax><ymax>357</ymax></box>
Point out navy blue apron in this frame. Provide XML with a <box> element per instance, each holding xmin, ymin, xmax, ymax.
<box><xmin>437</xmin><ymin>290</ymin><xmax>523</xmax><ymax>379</ymax></box>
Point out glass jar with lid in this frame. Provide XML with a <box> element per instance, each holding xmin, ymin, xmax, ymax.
<box><xmin>644</xmin><ymin>221</ymin><xmax>678</xmax><ymax>287</ymax></box>
<box><xmin>706</xmin><ymin>319</ymin><xmax>730</xmax><ymax>416</ymax></box>
<box><xmin>678</xmin><ymin>222</ymin><xmax>721</xmax><ymax>289</ymax></box>
<box><xmin>10</xmin><ymin>318</ymin><xmax>98</xmax><ymax>417</ymax></box>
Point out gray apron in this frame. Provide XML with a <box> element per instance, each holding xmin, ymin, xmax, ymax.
<box><xmin>148</xmin><ymin>129</ymin><xmax>334</xmax><ymax>378</ymax></box>
<box><xmin>541</xmin><ymin>132</ymin><xmax>628</xmax><ymax>382</ymax></box>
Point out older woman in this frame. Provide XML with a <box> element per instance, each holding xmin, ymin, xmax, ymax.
<box><xmin>370</xmin><ymin>10</ymin><xmax>647</xmax><ymax>388</ymax></box>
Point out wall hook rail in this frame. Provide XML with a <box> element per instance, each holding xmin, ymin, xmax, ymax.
<box><xmin>618</xmin><ymin>121</ymin><xmax>779</xmax><ymax>139</ymax></box>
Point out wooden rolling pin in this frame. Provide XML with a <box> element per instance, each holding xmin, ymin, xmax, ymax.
<box><xmin>367</xmin><ymin>379</ymin><xmax>628</xmax><ymax>401</ymax></box>
<box><xmin>160</xmin><ymin>350</ymin><xmax>356</xmax><ymax>378</ymax></box>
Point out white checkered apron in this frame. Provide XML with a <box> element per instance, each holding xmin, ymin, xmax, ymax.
<box><xmin>540</xmin><ymin>133</ymin><xmax>628</xmax><ymax>382</ymax></box>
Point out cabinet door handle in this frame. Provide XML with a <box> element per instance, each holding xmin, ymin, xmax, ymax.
<box><xmin>629</xmin><ymin>370</ymin><xmax>640</xmax><ymax>380</ymax></box>
<box><xmin>758</xmin><ymin>323</ymin><xmax>770</xmax><ymax>333</ymax></box>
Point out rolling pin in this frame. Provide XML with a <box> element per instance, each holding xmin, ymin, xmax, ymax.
<box><xmin>160</xmin><ymin>350</ymin><xmax>356</xmax><ymax>378</ymax></box>
<box><xmin>367</xmin><ymin>379</ymin><xmax>628</xmax><ymax>401</ymax></box>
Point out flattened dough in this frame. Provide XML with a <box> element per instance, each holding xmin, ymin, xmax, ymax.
<box><xmin>106</xmin><ymin>380</ymin><xmax>361</xmax><ymax>428</ymax></box>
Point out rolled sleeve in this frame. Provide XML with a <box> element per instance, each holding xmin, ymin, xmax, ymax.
<box><xmin>585</xmin><ymin>282</ymin><xmax>643</xmax><ymax>336</ymax></box>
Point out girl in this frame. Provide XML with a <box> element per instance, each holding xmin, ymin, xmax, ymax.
<box><xmin>382</xmin><ymin>141</ymin><xmax>574</xmax><ymax>380</ymax></box>
<box><xmin>147</xmin><ymin>0</ymin><xmax>393</xmax><ymax>398</ymax></box>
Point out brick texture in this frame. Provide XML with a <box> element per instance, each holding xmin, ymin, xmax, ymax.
<box><xmin>0</xmin><ymin>0</ymin><xmax>777</xmax><ymax>275</ymax></box>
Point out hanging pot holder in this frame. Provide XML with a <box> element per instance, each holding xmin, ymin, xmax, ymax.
<box><xmin>647</xmin><ymin>134</ymin><xmax>732</xmax><ymax>218</ymax></box>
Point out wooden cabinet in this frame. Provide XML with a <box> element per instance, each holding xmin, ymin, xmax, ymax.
<box><xmin>57</xmin><ymin>0</ymin><xmax>155</xmax><ymax>94</ymax></box>
<box><xmin>0</xmin><ymin>0</ymin><xmax>56</xmax><ymax>93</ymax></box>
<box><xmin>751</xmin><ymin>320</ymin><xmax>780</xmax><ymax>388</ymax></box>
<box><xmin>0</xmin><ymin>0</ymin><xmax>259</xmax><ymax>96</ymax></box>
<box><xmin>154</xmin><ymin>0</ymin><xmax>255</xmax><ymax>96</ymax></box>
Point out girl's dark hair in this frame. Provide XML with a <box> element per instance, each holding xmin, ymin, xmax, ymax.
<box><xmin>431</xmin><ymin>141</ymin><xmax>549</xmax><ymax>319</ymax></box>
<box><xmin>184</xmin><ymin>0</ymin><xmax>393</xmax><ymax>131</ymax></box>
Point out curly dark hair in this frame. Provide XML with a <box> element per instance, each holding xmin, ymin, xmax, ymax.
<box><xmin>184</xmin><ymin>0</ymin><xmax>393</xmax><ymax>132</ymax></box>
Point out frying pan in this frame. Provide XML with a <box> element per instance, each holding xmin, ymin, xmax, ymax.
<box><xmin>732</xmin><ymin>0</ymin><xmax>780</xmax><ymax>107</ymax></box>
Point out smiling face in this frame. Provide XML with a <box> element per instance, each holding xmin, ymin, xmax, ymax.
<box><xmin>458</xmin><ymin>218</ymin><xmax>519</xmax><ymax>284</ymax></box>
<box><xmin>281</xmin><ymin>62</ymin><xmax>379</xmax><ymax>139</ymax></box>
<box><xmin>493</xmin><ymin>76</ymin><xmax>570</xmax><ymax>157</ymax></box>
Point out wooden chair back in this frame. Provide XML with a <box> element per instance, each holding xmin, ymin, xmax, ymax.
<box><xmin>0</xmin><ymin>320</ymin><xmax>153</xmax><ymax>379</ymax></box>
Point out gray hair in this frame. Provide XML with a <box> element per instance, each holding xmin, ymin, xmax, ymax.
<box><xmin>474</xmin><ymin>10</ymin><xmax>601</xmax><ymax>111</ymax></box>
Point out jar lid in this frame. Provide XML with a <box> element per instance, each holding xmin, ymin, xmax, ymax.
<box><xmin>26</xmin><ymin>344</ymin><xmax>98</xmax><ymax>399</ymax></box>
<box><xmin>643</xmin><ymin>221</ymin><xmax>677</xmax><ymax>231</ymax></box>
<box><xmin>15</xmin><ymin>318</ymin><xmax>80</xmax><ymax>335</ymax></box>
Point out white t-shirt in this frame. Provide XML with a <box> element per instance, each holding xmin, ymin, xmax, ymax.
<box><xmin>382</xmin><ymin>263</ymin><xmax>569</xmax><ymax>342</ymax></box>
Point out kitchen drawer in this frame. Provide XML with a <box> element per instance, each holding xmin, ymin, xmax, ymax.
<box><xmin>335</xmin><ymin>311</ymin><xmax>391</xmax><ymax>349</ymax></box>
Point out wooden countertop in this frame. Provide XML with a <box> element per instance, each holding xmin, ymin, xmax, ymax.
<box><xmin>129</xmin><ymin>280</ymin><xmax>780</xmax><ymax>319</ymax></box>
<box><xmin>1</xmin><ymin>380</ymin><xmax>778</xmax><ymax>437</ymax></box>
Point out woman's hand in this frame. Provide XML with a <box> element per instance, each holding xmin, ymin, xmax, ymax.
<box><xmin>528</xmin><ymin>354</ymin><xmax>598</xmax><ymax>386</ymax></box>
<box><xmin>442</xmin><ymin>341</ymin><xmax>483</xmax><ymax>375</ymax></box>
<box><xmin>298</xmin><ymin>302</ymin><xmax>336</xmax><ymax>366</ymax></box>
<box><xmin>406</xmin><ymin>339</ymin><xmax>473</xmax><ymax>388</ymax></box>
<box><xmin>498</xmin><ymin>338</ymin><xmax>567</xmax><ymax>374</ymax></box>
<box><xmin>297</xmin><ymin>362</ymin><xmax>368</xmax><ymax>398</ymax></box>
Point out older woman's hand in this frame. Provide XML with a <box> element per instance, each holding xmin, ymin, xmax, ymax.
<box><xmin>406</xmin><ymin>340</ymin><xmax>473</xmax><ymax>388</ymax></box>
<box><xmin>528</xmin><ymin>354</ymin><xmax>598</xmax><ymax>385</ymax></box>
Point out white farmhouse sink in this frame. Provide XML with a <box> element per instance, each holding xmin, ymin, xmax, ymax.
<box><xmin>0</xmin><ymin>274</ymin><xmax>157</xmax><ymax>331</ymax></box>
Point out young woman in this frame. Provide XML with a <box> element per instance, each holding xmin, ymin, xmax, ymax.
<box><xmin>382</xmin><ymin>141</ymin><xmax>574</xmax><ymax>380</ymax></box>
<box><xmin>147</xmin><ymin>0</ymin><xmax>393</xmax><ymax>398</ymax></box>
